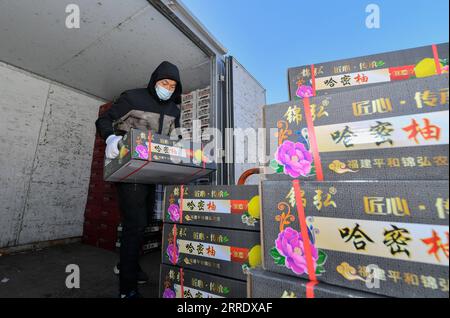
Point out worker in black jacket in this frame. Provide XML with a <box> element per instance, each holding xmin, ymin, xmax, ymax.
<box><xmin>95</xmin><ymin>61</ymin><xmax>182</xmax><ymax>298</ymax></box>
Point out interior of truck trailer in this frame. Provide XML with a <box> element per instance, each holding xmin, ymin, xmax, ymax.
<box><xmin>0</xmin><ymin>1</ymin><xmax>214</xmax><ymax>101</ymax></box>
<box><xmin>0</xmin><ymin>0</ymin><xmax>220</xmax><ymax>297</ymax></box>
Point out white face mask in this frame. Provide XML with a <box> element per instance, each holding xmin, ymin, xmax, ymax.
<box><xmin>155</xmin><ymin>84</ymin><xmax>173</xmax><ymax>101</ymax></box>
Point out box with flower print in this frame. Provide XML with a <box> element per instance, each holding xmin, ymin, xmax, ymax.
<box><xmin>103</xmin><ymin>128</ymin><xmax>216</xmax><ymax>184</ymax></box>
<box><xmin>248</xmin><ymin>269</ymin><xmax>382</xmax><ymax>298</ymax></box>
<box><xmin>162</xmin><ymin>223</ymin><xmax>261</xmax><ymax>281</ymax></box>
<box><xmin>160</xmin><ymin>264</ymin><xmax>246</xmax><ymax>298</ymax></box>
<box><xmin>264</xmin><ymin>74</ymin><xmax>449</xmax><ymax>181</ymax></box>
<box><xmin>288</xmin><ymin>42</ymin><xmax>448</xmax><ymax>101</ymax></box>
<box><xmin>163</xmin><ymin>185</ymin><xmax>260</xmax><ymax>231</ymax></box>
<box><xmin>260</xmin><ymin>180</ymin><xmax>449</xmax><ymax>298</ymax></box>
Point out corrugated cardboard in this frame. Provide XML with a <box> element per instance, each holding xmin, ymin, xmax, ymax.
<box><xmin>264</xmin><ymin>75</ymin><xmax>449</xmax><ymax>181</ymax></box>
<box><xmin>288</xmin><ymin>43</ymin><xmax>448</xmax><ymax>100</ymax></box>
<box><xmin>162</xmin><ymin>223</ymin><xmax>261</xmax><ymax>281</ymax></box>
<box><xmin>103</xmin><ymin>129</ymin><xmax>215</xmax><ymax>184</ymax></box>
<box><xmin>164</xmin><ymin>185</ymin><xmax>260</xmax><ymax>231</ymax></box>
<box><xmin>260</xmin><ymin>180</ymin><xmax>449</xmax><ymax>298</ymax></box>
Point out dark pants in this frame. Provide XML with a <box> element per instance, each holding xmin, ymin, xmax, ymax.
<box><xmin>116</xmin><ymin>183</ymin><xmax>156</xmax><ymax>294</ymax></box>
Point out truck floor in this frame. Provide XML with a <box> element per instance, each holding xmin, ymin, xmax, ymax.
<box><xmin>0</xmin><ymin>243</ymin><xmax>161</xmax><ymax>298</ymax></box>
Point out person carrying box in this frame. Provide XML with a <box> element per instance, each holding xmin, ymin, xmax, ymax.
<box><xmin>95</xmin><ymin>61</ymin><xmax>182</xmax><ymax>298</ymax></box>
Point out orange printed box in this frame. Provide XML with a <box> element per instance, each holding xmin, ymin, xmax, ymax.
<box><xmin>264</xmin><ymin>74</ymin><xmax>449</xmax><ymax>181</ymax></box>
<box><xmin>162</xmin><ymin>223</ymin><xmax>261</xmax><ymax>281</ymax></box>
<box><xmin>261</xmin><ymin>180</ymin><xmax>449</xmax><ymax>298</ymax></box>
<box><xmin>288</xmin><ymin>43</ymin><xmax>448</xmax><ymax>100</ymax></box>
<box><xmin>164</xmin><ymin>185</ymin><xmax>260</xmax><ymax>231</ymax></box>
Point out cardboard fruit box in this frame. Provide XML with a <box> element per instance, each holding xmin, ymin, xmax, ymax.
<box><xmin>117</xmin><ymin>221</ymin><xmax>162</xmax><ymax>237</ymax></box>
<box><xmin>115</xmin><ymin>234</ymin><xmax>162</xmax><ymax>254</ymax></box>
<box><xmin>288</xmin><ymin>42</ymin><xmax>448</xmax><ymax>100</ymax></box>
<box><xmin>248</xmin><ymin>269</ymin><xmax>381</xmax><ymax>298</ymax></box>
<box><xmin>163</xmin><ymin>185</ymin><xmax>260</xmax><ymax>231</ymax></box>
<box><xmin>103</xmin><ymin>128</ymin><xmax>215</xmax><ymax>184</ymax></box>
<box><xmin>264</xmin><ymin>74</ymin><xmax>449</xmax><ymax>181</ymax></box>
<box><xmin>260</xmin><ymin>180</ymin><xmax>449</xmax><ymax>298</ymax></box>
<box><xmin>160</xmin><ymin>264</ymin><xmax>246</xmax><ymax>298</ymax></box>
<box><xmin>162</xmin><ymin>223</ymin><xmax>261</xmax><ymax>281</ymax></box>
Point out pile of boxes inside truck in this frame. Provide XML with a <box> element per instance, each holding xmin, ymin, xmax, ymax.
<box><xmin>82</xmin><ymin>103</ymin><xmax>122</xmax><ymax>251</ymax></box>
<box><xmin>181</xmin><ymin>86</ymin><xmax>211</xmax><ymax>141</ymax></box>
<box><xmin>116</xmin><ymin>220</ymin><xmax>163</xmax><ymax>254</ymax></box>
<box><xmin>116</xmin><ymin>186</ymin><xmax>164</xmax><ymax>254</ymax></box>
<box><xmin>82</xmin><ymin>103</ymin><xmax>164</xmax><ymax>253</ymax></box>
<box><xmin>249</xmin><ymin>43</ymin><xmax>449</xmax><ymax>298</ymax></box>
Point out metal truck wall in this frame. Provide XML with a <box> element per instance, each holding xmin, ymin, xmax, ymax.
<box><xmin>0</xmin><ymin>61</ymin><xmax>104</xmax><ymax>248</ymax></box>
<box><xmin>229</xmin><ymin>57</ymin><xmax>266</xmax><ymax>185</ymax></box>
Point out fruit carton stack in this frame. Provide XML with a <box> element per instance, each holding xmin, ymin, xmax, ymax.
<box><xmin>83</xmin><ymin>104</ymin><xmax>165</xmax><ymax>253</ymax></box>
<box><xmin>102</xmin><ymin>128</ymin><xmax>216</xmax><ymax>184</ymax></box>
<box><xmin>287</xmin><ymin>43</ymin><xmax>448</xmax><ymax>100</ymax></box>
<box><xmin>160</xmin><ymin>185</ymin><xmax>261</xmax><ymax>298</ymax></box>
<box><xmin>250</xmin><ymin>43</ymin><xmax>450</xmax><ymax>298</ymax></box>
<box><xmin>116</xmin><ymin>220</ymin><xmax>163</xmax><ymax>254</ymax></box>
<box><xmin>115</xmin><ymin>185</ymin><xmax>165</xmax><ymax>254</ymax></box>
<box><xmin>180</xmin><ymin>86</ymin><xmax>211</xmax><ymax>141</ymax></box>
<box><xmin>181</xmin><ymin>91</ymin><xmax>197</xmax><ymax>140</ymax></box>
<box><xmin>153</xmin><ymin>184</ymin><xmax>165</xmax><ymax>221</ymax></box>
<box><xmin>196</xmin><ymin>86</ymin><xmax>211</xmax><ymax>141</ymax></box>
<box><xmin>82</xmin><ymin>103</ymin><xmax>121</xmax><ymax>251</ymax></box>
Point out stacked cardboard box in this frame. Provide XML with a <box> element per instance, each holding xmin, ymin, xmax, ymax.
<box><xmin>264</xmin><ymin>75</ymin><xmax>449</xmax><ymax>181</ymax></box>
<box><xmin>160</xmin><ymin>185</ymin><xmax>261</xmax><ymax>298</ymax></box>
<box><xmin>287</xmin><ymin>43</ymin><xmax>448</xmax><ymax>100</ymax></box>
<box><xmin>248</xmin><ymin>269</ymin><xmax>382</xmax><ymax>298</ymax></box>
<box><xmin>116</xmin><ymin>221</ymin><xmax>163</xmax><ymax>254</ymax></box>
<box><xmin>161</xmin><ymin>264</ymin><xmax>246</xmax><ymax>298</ymax></box>
<box><xmin>103</xmin><ymin>128</ymin><xmax>216</xmax><ymax>184</ymax></box>
<box><xmin>163</xmin><ymin>185</ymin><xmax>261</xmax><ymax>231</ymax></box>
<box><xmin>196</xmin><ymin>86</ymin><xmax>211</xmax><ymax>141</ymax></box>
<box><xmin>153</xmin><ymin>184</ymin><xmax>165</xmax><ymax>221</ymax></box>
<box><xmin>82</xmin><ymin>103</ymin><xmax>121</xmax><ymax>251</ymax></box>
<box><xmin>83</xmin><ymin>104</ymin><xmax>166</xmax><ymax>253</ymax></box>
<box><xmin>255</xmin><ymin>44</ymin><xmax>449</xmax><ymax>299</ymax></box>
<box><xmin>180</xmin><ymin>86</ymin><xmax>211</xmax><ymax>141</ymax></box>
<box><xmin>181</xmin><ymin>90</ymin><xmax>197</xmax><ymax>140</ymax></box>
<box><xmin>259</xmin><ymin>180</ymin><xmax>449</xmax><ymax>298</ymax></box>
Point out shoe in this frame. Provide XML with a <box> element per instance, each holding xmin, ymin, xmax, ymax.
<box><xmin>119</xmin><ymin>290</ymin><xmax>142</xmax><ymax>299</ymax></box>
<box><xmin>114</xmin><ymin>263</ymin><xmax>149</xmax><ymax>285</ymax></box>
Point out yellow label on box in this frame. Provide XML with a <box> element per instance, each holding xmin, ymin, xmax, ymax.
<box><xmin>309</xmin><ymin>216</ymin><xmax>449</xmax><ymax>266</ymax></box>
<box><xmin>178</xmin><ymin>239</ymin><xmax>232</xmax><ymax>261</ymax></box>
<box><xmin>315</xmin><ymin>69</ymin><xmax>392</xmax><ymax>91</ymax></box>
<box><xmin>314</xmin><ymin>111</ymin><xmax>449</xmax><ymax>153</ymax></box>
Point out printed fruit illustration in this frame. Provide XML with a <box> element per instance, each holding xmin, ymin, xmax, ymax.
<box><xmin>415</xmin><ymin>58</ymin><xmax>440</xmax><ymax>78</ymax></box>
<box><xmin>119</xmin><ymin>146</ymin><xmax>129</xmax><ymax>159</ymax></box>
<box><xmin>248</xmin><ymin>245</ymin><xmax>262</xmax><ymax>268</ymax></box>
<box><xmin>248</xmin><ymin>195</ymin><xmax>261</xmax><ymax>219</ymax></box>
<box><xmin>194</xmin><ymin>149</ymin><xmax>203</xmax><ymax>162</ymax></box>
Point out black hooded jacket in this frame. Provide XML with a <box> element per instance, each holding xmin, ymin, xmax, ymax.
<box><xmin>95</xmin><ymin>61</ymin><xmax>182</xmax><ymax>140</ymax></box>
